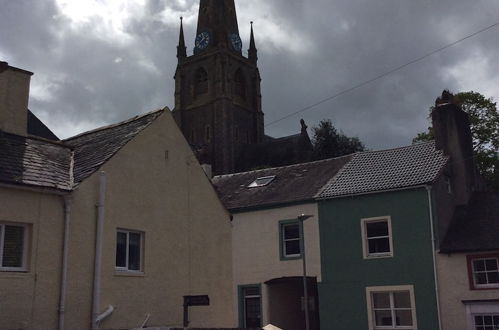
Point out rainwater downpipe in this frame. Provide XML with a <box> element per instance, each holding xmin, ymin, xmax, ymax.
<box><xmin>58</xmin><ymin>195</ymin><xmax>72</xmax><ymax>330</ymax></box>
<box><xmin>426</xmin><ymin>185</ymin><xmax>442</xmax><ymax>330</ymax></box>
<box><xmin>92</xmin><ymin>172</ymin><xmax>113</xmax><ymax>329</ymax></box>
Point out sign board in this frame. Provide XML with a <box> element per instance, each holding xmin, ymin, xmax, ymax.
<box><xmin>184</xmin><ymin>295</ymin><xmax>210</xmax><ymax>306</ymax></box>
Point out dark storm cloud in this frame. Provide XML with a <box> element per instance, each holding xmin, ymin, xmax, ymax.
<box><xmin>0</xmin><ymin>0</ymin><xmax>498</xmax><ymax>149</ymax></box>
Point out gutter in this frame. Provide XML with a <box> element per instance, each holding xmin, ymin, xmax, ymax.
<box><xmin>92</xmin><ymin>172</ymin><xmax>113</xmax><ymax>329</ymax></box>
<box><xmin>426</xmin><ymin>186</ymin><xmax>442</xmax><ymax>330</ymax></box>
<box><xmin>58</xmin><ymin>195</ymin><xmax>72</xmax><ymax>330</ymax></box>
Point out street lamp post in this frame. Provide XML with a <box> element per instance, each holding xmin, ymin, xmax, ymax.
<box><xmin>298</xmin><ymin>214</ymin><xmax>313</xmax><ymax>330</ymax></box>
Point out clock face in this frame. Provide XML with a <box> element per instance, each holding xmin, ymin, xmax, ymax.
<box><xmin>195</xmin><ymin>32</ymin><xmax>210</xmax><ymax>50</ymax></box>
<box><xmin>230</xmin><ymin>33</ymin><xmax>242</xmax><ymax>52</ymax></box>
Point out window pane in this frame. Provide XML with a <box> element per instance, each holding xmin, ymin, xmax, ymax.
<box><xmin>485</xmin><ymin>259</ymin><xmax>498</xmax><ymax>271</ymax></box>
<box><xmin>475</xmin><ymin>316</ymin><xmax>484</xmax><ymax>325</ymax></box>
<box><xmin>284</xmin><ymin>224</ymin><xmax>300</xmax><ymax>239</ymax></box>
<box><xmin>368</xmin><ymin>237</ymin><xmax>390</xmax><ymax>254</ymax></box>
<box><xmin>285</xmin><ymin>240</ymin><xmax>301</xmax><ymax>256</ymax></box>
<box><xmin>494</xmin><ymin>315</ymin><xmax>499</xmax><ymax>324</ymax></box>
<box><xmin>474</xmin><ymin>260</ymin><xmax>486</xmax><ymax>272</ymax></box>
<box><xmin>366</xmin><ymin>221</ymin><xmax>388</xmax><ymax>238</ymax></box>
<box><xmin>395</xmin><ymin>310</ymin><xmax>413</xmax><ymax>326</ymax></box>
<box><xmin>116</xmin><ymin>232</ymin><xmax>127</xmax><ymax>267</ymax></box>
<box><xmin>128</xmin><ymin>232</ymin><xmax>141</xmax><ymax>271</ymax></box>
<box><xmin>372</xmin><ymin>293</ymin><xmax>390</xmax><ymax>308</ymax></box>
<box><xmin>245</xmin><ymin>296</ymin><xmax>261</xmax><ymax>327</ymax></box>
<box><xmin>2</xmin><ymin>226</ymin><xmax>24</xmax><ymax>268</ymax></box>
<box><xmin>394</xmin><ymin>291</ymin><xmax>411</xmax><ymax>308</ymax></box>
<box><xmin>483</xmin><ymin>316</ymin><xmax>493</xmax><ymax>325</ymax></box>
<box><xmin>374</xmin><ymin>310</ymin><xmax>393</xmax><ymax>326</ymax></box>
<box><xmin>487</xmin><ymin>272</ymin><xmax>499</xmax><ymax>284</ymax></box>
<box><xmin>475</xmin><ymin>272</ymin><xmax>488</xmax><ymax>285</ymax></box>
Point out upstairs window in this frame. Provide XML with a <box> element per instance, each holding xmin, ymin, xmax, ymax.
<box><xmin>361</xmin><ymin>217</ymin><xmax>393</xmax><ymax>259</ymax></box>
<box><xmin>234</xmin><ymin>69</ymin><xmax>246</xmax><ymax>99</ymax></box>
<box><xmin>467</xmin><ymin>254</ymin><xmax>499</xmax><ymax>289</ymax></box>
<box><xmin>195</xmin><ymin>68</ymin><xmax>208</xmax><ymax>96</ymax></box>
<box><xmin>248</xmin><ymin>175</ymin><xmax>276</xmax><ymax>188</ymax></box>
<box><xmin>279</xmin><ymin>220</ymin><xmax>301</xmax><ymax>260</ymax></box>
<box><xmin>0</xmin><ymin>223</ymin><xmax>28</xmax><ymax>272</ymax></box>
<box><xmin>116</xmin><ymin>229</ymin><xmax>143</xmax><ymax>272</ymax></box>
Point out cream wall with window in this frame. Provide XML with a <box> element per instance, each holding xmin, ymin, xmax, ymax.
<box><xmin>231</xmin><ymin>202</ymin><xmax>321</xmax><ymax>326</ymax></box>
<box><xmin>437</xmin><ymin>252</ymin><xmax>499</xmax><ymax>330</ymax></box>
<box><xmin>0</xmin><ymin>187</ymin><xmax>64</xmax><ymax>329</ymax></box>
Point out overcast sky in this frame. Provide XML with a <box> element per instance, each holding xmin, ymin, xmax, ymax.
<box><xmin>1</xmin><ymin>0</ymin><xmax>498</xmax><ymax>149</ymax></box>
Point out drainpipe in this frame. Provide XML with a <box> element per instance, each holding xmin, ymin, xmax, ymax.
<box><xmin>58</xmin><ymin>195</ymin><xmax>72</xmax><ymax>330</ymax></box>
<box><xmin>426</xmin><ymin>186</ymin><xmax>442</xmax><ymax>330</ymax></box>
<box><xmin>92</xmin><ymin>172</ymin><xmax>108</xmax><ymax>330</ymax></box>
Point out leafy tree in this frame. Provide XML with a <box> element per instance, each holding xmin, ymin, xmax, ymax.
<box><xmin>312</xmin><ymin>119</ymin><xmax>365</xmax><ymax>160</ymax></box>
<box><xmin>413</xmin><ymin>91</ymin><xmax>499</xmax><ymax>187</ymax></box>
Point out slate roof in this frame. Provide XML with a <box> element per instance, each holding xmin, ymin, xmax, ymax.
<box><xmin>317</xmin><ymin>141</ymin><xmax>448</xmax><ymax>199</ymax></box>
<box><xmin>212</xmin><ymin>155</ymin><xmax>353</xmax><ymax>212</ymax></box>
<box><xmin>0</xmin><ymin>132</ymin><xmax>72</xmax><ymax>190</ymax></box>
<box><xmin>28</xmin><ymin>110</ymin><xmax>59</xmax><ymax>141</ymax></box>
<box><xmin>65</xmin><ymin>110</ymin><xmax>164</xmax><ymax>185</ymax></box>
<box><xmin>440</xmin><ymin>192</ymin><xmax>499</xmax><ymax>253</ymax></box>
<box><xmin>0</xmin><ymin>109</ymin><xmax>164</xmax><ymax>191</ymax></box>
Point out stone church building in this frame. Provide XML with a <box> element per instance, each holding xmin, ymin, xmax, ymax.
<box><xmin>172</xmin><ymin>0</ymin><xmax>313</xmax><ymax>175</ymax></box>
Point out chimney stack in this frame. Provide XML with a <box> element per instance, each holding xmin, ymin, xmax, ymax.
<box><xmin>0</xmin><ymin>62</ymin><xmax>33</xmax><ymax>136</ymax></box>
<box><xmin>432</xmin><ymin>90</ymin><xmax>476</xmax><ymax>205</ymax></box>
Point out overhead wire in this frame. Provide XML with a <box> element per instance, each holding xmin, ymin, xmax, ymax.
<box><xmin>265</xmin><ymin>21</ymin><xmax>499</xmax><ymax>128</ymax></box>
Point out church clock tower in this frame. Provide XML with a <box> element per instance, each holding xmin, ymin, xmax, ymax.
<box><xmin>172</xmin><ymin>0</ymin><xmax>264</xmax><ymax>175</ymax></box>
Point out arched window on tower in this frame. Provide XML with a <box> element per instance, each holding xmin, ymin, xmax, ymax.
<box><xmin>195</xmin><ymin>68</ymin><xmax>208</xmax><ymax>96</ymax></box>
<box><xmin>234</xmin><ymin>69</ymin><xmax>246</xmax><ymax>99</ymax></box>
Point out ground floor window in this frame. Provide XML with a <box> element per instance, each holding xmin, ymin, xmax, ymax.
<box><xmin>0</xmin><ymin>223</ymin><xmax>28</xmax><ymax>272</ymax></box>
<box><xmin>239</xmin><ymin>284</ymin><xmax>262</xmax><ymax>328</ymax></box>
<box><xmin>366</xmin><ymin>285</ymin><xmax>417</xmax><ymax>330</ymax></box>
<box><xmin>116</xmin><ymin>229</ymin><xmax>143</xmax><ymax>272</ymax></box>
<box><xmin>472</xmin><ymin>314</ymin><xmax>499</xmax><ymax>329</ymax></box>
<box><xmin>464</xmin><ymin>301</ymin><xmax>499</xmax><ymax>330</ymax></box>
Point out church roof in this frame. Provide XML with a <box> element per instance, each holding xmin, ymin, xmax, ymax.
<box><xmin>317</xmin><ymin>141</ymin><xmax>448</xmax><ymax>199</ymax></box>
<box><xmin>0</xmin><ymin>109</ymin><xmax>164</xmax><ymax>191</ymax></box>
<box><xmin>212</xmin><ymin>155</ymin><xmax>353</xmax><ymax>212</ymax></box>
<box><xmin>440</xmin><ymin>191</ymin><xmax>499</xmax><ymax>253</ymax></box>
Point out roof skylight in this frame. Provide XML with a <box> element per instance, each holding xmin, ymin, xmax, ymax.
<box><xmin>248</xmin><ymin>175</ymin><xmax>276</xmax><ymax>188</ymax></box>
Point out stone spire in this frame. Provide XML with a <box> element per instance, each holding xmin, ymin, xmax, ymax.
<box><xmin>248</xmin><ymin>21</ymin><xmax>258</xmax><ymax>63</ymax></box>
<box><xmin>195</xmin><ymin>0</ymin><xmax>239</xmax><ymax>51</ymax></box>
<box><xmin>177</xmin><ymin>17</ymin><xmax>187</xmax><ymax>60</ymax></box>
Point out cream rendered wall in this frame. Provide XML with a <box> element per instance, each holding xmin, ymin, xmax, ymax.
<box><xmin>232</xmin><ymin>202</ymin><xmax>321</xmax><ymax>325</ymax></box>
<box><xmin>0</xmin><ymin>186</ymin><xmax>64</xmax><ymax>330</ymax></box>
<box><xmin>437</xmin><ymin>252</ymin><xmax>499</xmax><ymax>330</ymax></box>
<box><xmin>64</xmin><ymin>110</ymin><xmax>235</xmax><ymax>329</ymax></box>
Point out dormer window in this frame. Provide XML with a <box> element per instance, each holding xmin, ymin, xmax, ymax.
<box><xmin>248</xmin><ymin>175</ymin><xmax>275</xmax><ymax>188</ymax></box>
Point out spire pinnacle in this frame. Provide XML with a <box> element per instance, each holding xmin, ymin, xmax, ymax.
<box><xmin>248</xmin><ymin>21</ymin><xmax>258</xmax><ymax>63</ymax></box>
<box><xmin>177</xmin><ymin>16</ymin><xmax>187</xmax><ymax>60</ymax></box>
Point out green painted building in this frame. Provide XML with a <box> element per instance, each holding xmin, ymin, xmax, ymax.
<box><xmin>315</xmin><ymin>142</ymin><xmax>449</xmax><ymax>330</ymax></box>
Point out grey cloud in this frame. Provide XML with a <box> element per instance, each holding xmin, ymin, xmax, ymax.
<box><xmin>1</xmin><ymin>0</ymin><xmax>498</xmax><ymax>149</ymax></box>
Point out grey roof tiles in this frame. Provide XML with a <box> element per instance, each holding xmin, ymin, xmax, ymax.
<box><xmin>317</xmin><ymin>141</ymin><xmax>448</xmax><ymax>199</ymax></box>
<box><xmin>0</xmin><ymin>109</ymin><xmax>164</xmax><ymax>191</ymax></box>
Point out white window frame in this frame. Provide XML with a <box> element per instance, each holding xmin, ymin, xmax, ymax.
<box><xmin>115</xmin><ymin>229</ymin><xmax>144</xmax><ymax>273</ymax></box>
<box><xmin>361</xmin><ymin>216</ymin><xmax>394</xmax><ymax>259</ymax></box>
<box><xmin>366</xmin><ymin>285</ymin><xmax>418</xmax><ymax>330</ymax></box>
<box><xmin>0</xmin><ymin>222</ymin><xmax>29</xmax><ymax>272</ymax></box>
<box><xmin>464</xmin><ymin>301</ymin><xmax>499</xmax><ymax>330</ymax></box>
<box><xmin>471</xmin><ymin>257</ymin><xmax>499</xmax><ymax>289</ymax></box>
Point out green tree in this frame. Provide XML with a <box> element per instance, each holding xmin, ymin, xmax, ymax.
<box><xmin>413</xmin><ymin>91</ymin><xmax>499</xmax><ymax>187</ymax></box>
<box><xmin>312</xmin><ymin>119</ymin><xmax>365</xmax><ymax>160</ymax></box>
